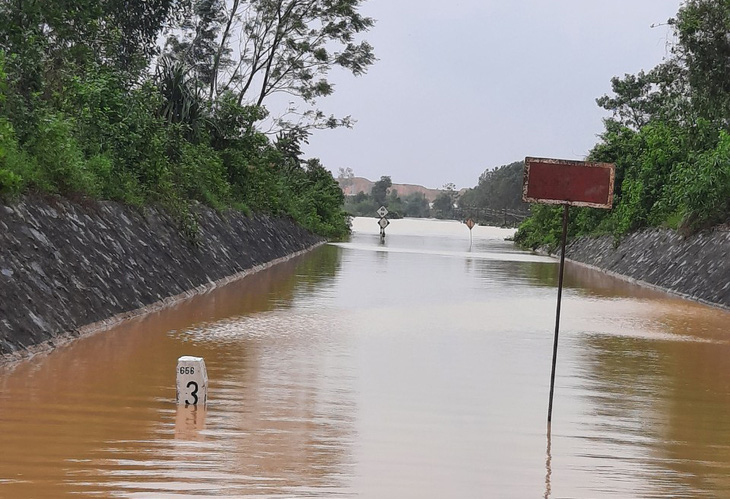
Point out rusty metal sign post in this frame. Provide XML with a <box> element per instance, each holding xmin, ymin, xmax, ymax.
<box><xmin>523</xmin><ymin>157</ymin><xmax>615</xmax><ymax>423</ymax></box>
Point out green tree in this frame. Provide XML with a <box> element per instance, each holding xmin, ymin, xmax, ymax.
<box><xmin>516</xmin><ymin>0</ymin><xmax>730</xmax><ymax>248</ymax></box>
<box><xmin>165</xmin><ymin>0</ymin><xmax>228</xmax><ymax>90</ymax></box>
<box><xmin>385</xmin><ymin>188</ymin><xmax>404</xmax><ymax>218</ymax></box>
<box><xmin>431</xmin><ymin>183</ymin><xmax>457</xmax><ymax>219</ymax></box>
<box><xmin>190</xmin><ymin>0</ymin><xmax>375</xmax><ymax>131</ymax></box>
<box><xmin>343</xmin><ymin>190</ymin><xmax>376</xmax><ymax>217</ymax></box>
<box><xmin>371</xmin><ymin>175</ymin><xmax>392</xmax><ymax>206</ymax></box>
<box><xmin>403</xmin><ymin>192</ymin><xmax>430</xmax><ymax>218</ymax></box>
<box><xmin>461</xmin><ymin>161</ymin><xmax>528</xmax><ymax>213</ymax></box>
<box><xmin>0</xmin><ymin>0</ymin><xmax>184</xmax><ymax>86</ymax></box>
<box><xmin>595</xmin><ymin>66</ymin><xmax>686</xmax><ymax>131</ymax></box>
<box><xmin>673</xmin><ymin>0</ymin><xmax>730</xmax><ymax>125</ymax></box>
<box><xmin>0</xmin><ymin>0</ymin><xmax>360</xmax><ymax>239</ymax></box>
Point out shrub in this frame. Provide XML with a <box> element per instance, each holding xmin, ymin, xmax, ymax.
<box><xmin>675</xmin><ymin>131</ymin><xmax>730</xmax><ymax>231</ymax></box>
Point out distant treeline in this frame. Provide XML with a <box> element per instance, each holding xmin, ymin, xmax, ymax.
<box><xmin>515</xmin><ymin>0</ymin><xmax>730</xmax><ymax>250</ymax></box>
<box><xmin>341</xmin><ymin>175</ymin><xmax>433</xmax><ymax>219</ymax></box>
<box><xmin>339</xmin><ymin>162</ymin><xmax>529</xmax><ymax>225</ymax></box>
<box><xmin>0</xmin><ymin>0</ymin><xmax>376</xmax><ymax>238</ymax></box>
<box><xmin>458</xmin><ymin>161</ymin><xmax>529</xmax><ymax>224</ymax></box>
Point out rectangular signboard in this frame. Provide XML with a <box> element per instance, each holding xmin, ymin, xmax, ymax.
<box><xmin>523</xmin><ymin>157</ymin><xmax>615</xmax><ymax>209</ymax></box>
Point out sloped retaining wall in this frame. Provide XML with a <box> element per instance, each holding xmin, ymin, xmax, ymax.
<box><xmin>563</xmin><ymin>227</ymin><xmax>730</xmax><ymax>309</ymax></box>
<box><xmin>0</xmin><ymin>196</ymin><xmax>323</xmax><ymax>362</ymax></box>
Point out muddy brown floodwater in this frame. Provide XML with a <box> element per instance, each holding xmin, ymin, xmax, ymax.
<box><xmin>1</xmin><ymin>217</ymin><xmax>729</xmax><ymax>497</ymax></box>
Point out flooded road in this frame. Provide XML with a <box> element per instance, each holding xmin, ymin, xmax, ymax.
<box><xmin>1</xmin><ymin>217</ymin><xmax>730</xmax><ymax>497</ymax></box>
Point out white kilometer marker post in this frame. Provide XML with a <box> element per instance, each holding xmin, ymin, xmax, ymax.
<box><xmin>176</xmin><ymin>356</ymin><xmax>208</xmax><ymax>406</ymax></box>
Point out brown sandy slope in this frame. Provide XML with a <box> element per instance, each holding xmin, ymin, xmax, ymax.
<box><xmin>341</xmin><ymin>177</ymin><xmax>442</xmax><ymax>202</ymax></box>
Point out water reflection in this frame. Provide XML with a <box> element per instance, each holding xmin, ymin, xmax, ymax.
<box><xmin>0</xmin><ymin>246</ymin><xmax>354</xmax><ymax>497</ymax></box>
<box><xmin>0</xmin><ymin>218</ymin><xmax>729</xmax><ymax>497</ymax></box>
<box><xmin>572</xmin><ymin>295</ymin><xmax>730</xmax><ymax>497</ymax></box>
<box><xmin>174</xmin><ymin>405</ymin><xmax>207</xmax><ymax>441</ymax></box>
<box><xmin>520</xmin><ymin>259</ymin><xmax>686</xmax><ymax>303</ymax></box>
<box><xmin>544</xmin><ymin>424</ymin><xmax>552</xmax><ymax>499</ymax></box>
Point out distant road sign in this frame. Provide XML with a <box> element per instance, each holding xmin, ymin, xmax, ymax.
<box><xmin>377</xmin><ymin>206</ymin><xmax>388</xmax><ymax>218</ymax></box>
<box><xmin>378</xmin><ymin>217</ymin><xmax>389</xmax><ymax>229</ymax></box>
<box><xmin>523</xmin><ymin>157</ymin><xmax>615</xmax><ymax>209</ymax></box>
<box><xmin>465</xmin><ymin>218</ymin><xmax>475</xmax><ymax>230</ymax></box>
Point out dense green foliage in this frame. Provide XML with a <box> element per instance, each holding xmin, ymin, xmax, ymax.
<box><xmin>0</xmin><ymin>0</ymin><xmax>375</xmax><ymax>239</ymax></box>
<box><xmin>459</xmin><ymin>161</ymin><xmax>529</xmax><ymax>215</ymax></box>
<box><xmin>430</xmin><ymin>183</ymin><xmax>457</xmax><ymax>219</ymax></box>
<box><xmin>340</xmin><ymin>165</ymin><xmax>528</xmax><ymax>223</ymax></box>
<box><xmin>401</xmin><ymin>192</ymin><xmax>431</xmax><ymax>218</ymax></box>
<box><xmin>515</xmin><ymin>0</ymin><xmax>730</xmax><ymax>249</ymax></box>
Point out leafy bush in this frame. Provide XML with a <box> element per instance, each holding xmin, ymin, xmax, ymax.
<box><xmin>513</xmin><ymin>205</ymin><xmax>564</xmax><ymax>251</ymax></box>
<box><xmin>25</xmin><ymin>112</ymin><xmax>103</xmax><ymax>196</ymax></box>
<box><xmin>675</xmin><ymin>131</ymin><xmax>730</xmax><ymax>231</ymax></box>
<box><xmin>0</xmin><ymin>118</ymin><xmax>24</xmax><ymax>197</ymax></box>
<box><xmin>0</xmin><ymin>13</ymin><xmax>352</xmax><ymax>239</ymax></box>
<box><xmin>516</xmin><ymin>1</ymin><xmax>730</xmax><ymax>247</ymax></box>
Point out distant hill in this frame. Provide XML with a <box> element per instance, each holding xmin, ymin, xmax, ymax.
<box><xmin>340</xmin><ymin>177</ymin><xmax>442</xmax><ymax>202</ymax></box>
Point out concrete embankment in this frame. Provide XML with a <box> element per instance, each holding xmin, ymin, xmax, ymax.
<box><xmin>562</xmin><ymin>227</ymin><xmax>730</xmax><ymax>310</ymax></box>
<box><xmin>0</xmin><ymin>196</ymin><xmax>323</xmax><ymax>362</ymax></box>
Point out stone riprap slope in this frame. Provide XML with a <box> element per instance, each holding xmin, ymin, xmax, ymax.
<box><xmin>0</xmin><ymin>197</ymin><xmax>322</xmax><ymax>361</ymax></box>
<box><xmin>564</xmin><ymin>228</ymin><xmax>730</xmax><ymax>309</ymax></box>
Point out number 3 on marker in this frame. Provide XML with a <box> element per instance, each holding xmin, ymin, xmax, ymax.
<box><xmin>186</xmin><ymin>381</ymin><xmax>199</xmax><ymax>405</ymax></box>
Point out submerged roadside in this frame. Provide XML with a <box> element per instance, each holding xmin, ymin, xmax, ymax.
<box><xmin>0</xmin><ymin>195</ymin><xmax>324</xmax><ymax>364</ymax></box>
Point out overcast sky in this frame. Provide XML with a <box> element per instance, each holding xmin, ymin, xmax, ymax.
<box><xmin>298</xmin><ymin>0</ymin><xmax>683</xmax><ymax>189</ymax></box>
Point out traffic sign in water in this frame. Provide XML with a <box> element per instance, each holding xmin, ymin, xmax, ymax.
<box><xmin>522</xmin><ymin>156</ymin><xmax>615</xmax><ymax>424</ymax></box>
<box><xmin>523</xmin><ymin>157</ymin><xmax>615</xmax><ymax>209</ymax></box>
<box><xmin>378</xmin><ymin>217</ymin><xmax>390</xmax><ymax>229</ymax></box>
<box><xmin>377</xmin><ymin>206</ymin><xmax>388</xmax><ymax>218</ymax></box>
<box><xmin>465</xmin><ymin>218</ymin><xmax>475</xmax><ymax>230</ymax></box>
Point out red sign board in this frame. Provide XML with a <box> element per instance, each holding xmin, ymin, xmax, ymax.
<box><xmin>523</xmin><ymin>157</ymin><xmax>615</xmax><ymax>209</ymax></box>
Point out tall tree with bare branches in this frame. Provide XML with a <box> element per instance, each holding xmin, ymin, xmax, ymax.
<box><xmin>166</xmin><ymin>0</ymin><xmax>375</xmax><ymax>130</ymax></box>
